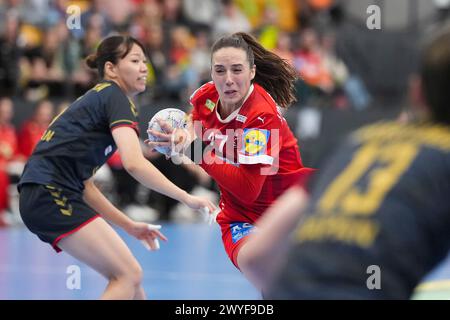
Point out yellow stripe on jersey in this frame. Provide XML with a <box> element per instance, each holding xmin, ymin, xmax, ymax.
<box><xmin>127</xmin><ymin>98</ymin><xmax>138</xmax><ymax>117</ymax></box>
<box><xmin>110</xmin><ymin>119</ymin><xmax>135</xmax><ymax>127</ymax></box>
<box><xmin>92</xmin><ymin>82</ymin><xmax>112</xmax><ymax>92</ymax></box>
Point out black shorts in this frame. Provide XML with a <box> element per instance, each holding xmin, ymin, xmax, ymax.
<box><xmin>19</xmin><ymin>183</ymin><xmax>100</xmax><ymax>252</ymax></box>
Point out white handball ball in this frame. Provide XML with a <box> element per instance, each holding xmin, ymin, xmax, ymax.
<box><xmin>147</xmin><ymin>108</ymin><xmax>187</xmax><ymax>156</ymax></box>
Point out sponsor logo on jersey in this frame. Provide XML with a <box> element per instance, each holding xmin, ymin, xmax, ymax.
<box><xmin>242</xmin><ymin>129</ymin><xmax>269</xmax><ymax>156</ymax></box>
<box><xmin>230</xmin><ymin>222</ymin><xmax>255</xmax><ymax>243</ymax></box>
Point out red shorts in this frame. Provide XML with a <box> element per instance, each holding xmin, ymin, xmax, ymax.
<box><xmin>217</xmin><ymin>211</ymin><xmax>257</xmax><ymax>269</ymax></box>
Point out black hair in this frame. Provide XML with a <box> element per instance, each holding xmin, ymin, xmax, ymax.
<box><xmin>86</xmin><ymin>35</ymin><xmax>147</xmax><ymax>78</ymax></box>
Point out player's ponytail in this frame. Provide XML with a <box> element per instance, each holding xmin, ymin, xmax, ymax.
<box><xmin>85</xmin><ymin>54</ymin><xmax>98</xmax><ymax>69</ymax></box>
<box><xmin>211</xmin><ymin>32</ymin><xmax>298</xmax><ymax>109</ymax></box>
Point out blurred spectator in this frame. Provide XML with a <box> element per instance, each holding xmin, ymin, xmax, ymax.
<box><xmin>256</xmin><ymin>6</ymin><xmax>280</xmax><ymax>50</ymax></box>
<box><xmin>103</xmin><ymin>0</ymin><xmax>133</xmax><ymax>33</ymax></box>
<box><xmin>134</xmin><ymin>0</ymin><xmax>162</xmax><ymax>27</ymax></box>
<box><xmin>80</xmin><ymin>0</ymin><xmax>113</xmax><ymax>38</ymax></box>
<box><xmin>18</xmin><ymin>0</ymin><xmax>49</xmax><ymax>27</ymax></box>
<box><xmin>160</xmin><ymin>0</ymin><xmax>192</xmax><ymax>54</ymax></box>
<box><xmin>293</xmin><ymin>28</ymin><xmax>333</xmax><ymax>104</ymax></box>
<box><xmin>23</xmin><ymin>21</ymin><xmax>72</xmax><ymax>100</ymax></box>
<box><xmin>18</xmin><ymin>99</ymin><xmax>54</xmax><ymax>159</ymax></box>
<box><xmin>319</xmin><ymin>31</ymin><xmax>349</xmax><ymax>109</ymax></box>
<box><xmin>0</xmin><ymin>97</ymin><xmax>18</xmax><ymax>226</ymax></box>
<box><xmin>236</xmin><ymin>0</ymin><xmax>299</xmax><ymax>32</ymax></box>
<box><xmin>189</xmin><ymin>30</ymin><xmax>212</xmax><ymax>86</ymax></box>
<box><xmin>320</xmin><ymin>31</ymin><xmax>371</xmax><ymax>110</ymax></box>
<box><xmin>143</xmin><ymin>23</ymin><xmax>168</xmax><ymax>100</ymax></box>
<box><xmin>165</xmin><ymin>26</ymin><xmax>198</xmax><ymax>100</ymax></box>
<box><xmin>73</xmin><ymin>13</ymin><xmax>104</xmax><ymax>95</ymax></box>
<box><xmin>0</xmin><ymin>9</ymin><xmax>23</xmax><ymax>96</ymax></box>
<box><xmin>182</xmin><ymin>0</ymin><xmax>220</xmax><ymax>32</ymax></box>
<box><xmin>272</xmin><ymin>31</ymin><xmax>294</xmax><ymax>64</ymax></box>
<box><xmin>298</xmin><ymin>0</ymin><xmax>335</xmax><ymax>29</ymax></box>
<box><xmin>213</xmin><ymin>0</ymin><xmax>251</xmax><ymax>39</ymax></box>
<box><xmin>273</xmin><ymin>0</ymin><xmax>299</xmax><ymax>32</ymax></box>
<box><xmin>161</xmin><ymin>0</ymin><xmax>191</xmax><ymax>28</ymax></box>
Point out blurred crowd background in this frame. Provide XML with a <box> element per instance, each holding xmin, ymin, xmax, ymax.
<box><xmin>0</xmin><ymin>0</ymin><xmax>449</xmax><ymax>226</ymax></box>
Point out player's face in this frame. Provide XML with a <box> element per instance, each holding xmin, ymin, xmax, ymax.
<box><xmin>0</xmin><ymin>99</ymin><xmax>13</xmax><ymax>123</ymax></box>
<box><xmin>35</xmin><ymin>101</ymin><xmax>54</xmax><ymax>126</ymax></box>
<box><xmin>211</xmin><ymin>47</ymin><xmax>256</xmax><ymax>111</ymax></box>
<box><xmin>114</xmin><ymin>44</ymin><xmax>148</xmax><ymax>96</ymax></box>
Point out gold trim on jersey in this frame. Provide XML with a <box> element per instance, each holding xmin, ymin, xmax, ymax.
<box><xmin>354</xmin><ymin>122</ymin><xmax>450</xmax><ymax>151</ymax></box>
<box><xmin>318</xmin><ymin>142</ymin><xmax>418</xmax><ymax>216</ymax></box>
<box><xmin>110</xmin><ymin>119</ymin><xmax>135</xmax><ymax>127</ymax></box>
<box><xmin>92</xmin><ymin>82</ymin><xmax>112</xmax><ymax>92</ymax></box>
<box><xmin>295</xmin><ymin>215</ymin><xmax>379</xmax><ymax>248</ymax></box>
<box><xmin>128</xmin><ymin>98</ymin><xmax>138</xmax><ymax>117</ymax></box>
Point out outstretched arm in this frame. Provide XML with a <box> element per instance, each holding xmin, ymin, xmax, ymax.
<box><xmin>83</xmin><ymin>178</ymin><xmax>167</xmax><ymax>249</ymax></box>
<box><xmin>112</xmin><ymin>126</ymin><xmax>216</xmax><ymax>213</ymax></box>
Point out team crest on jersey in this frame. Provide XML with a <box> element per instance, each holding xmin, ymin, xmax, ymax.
<box><xmin>242</xmin><ymin>129</ymin><xmax>269</xmax><ymax>155</ymax></box>
<box><xmin>205</xmin><ymin>99</ymin><xmax>215</xmax><ymax>112</ymax></box>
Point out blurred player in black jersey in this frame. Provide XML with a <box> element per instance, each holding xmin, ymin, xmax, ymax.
<box><xmin>17</xmin><ymin>35</ymin><xmax>215</xmax><ymax>300</ymax></box>
<box><xmin>241</xmin><ymin>26</ymin><xmax>450</xmax><ymax>299</ymax></box>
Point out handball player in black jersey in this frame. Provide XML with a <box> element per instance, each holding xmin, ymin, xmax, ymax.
<box><xmin>18</xmin><ymin>35</ymin><xmax>215</xmax><ymax>300</ymax></box>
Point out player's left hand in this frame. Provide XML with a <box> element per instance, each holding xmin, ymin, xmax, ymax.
<box><xmin>126</xmin><ymin>221</ymin><xmax>168</xmax><ymax>251</ymax></box>
<box><xmin>146</xmin><ymin>118</ymin><xmax>195</xmax><ymax>156</ymax></box>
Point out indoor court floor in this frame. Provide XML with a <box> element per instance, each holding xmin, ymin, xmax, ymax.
<box><xmin>0</xmin><ymin>222</ymin><xmax>449</xmax><ymax>300</ymax></box>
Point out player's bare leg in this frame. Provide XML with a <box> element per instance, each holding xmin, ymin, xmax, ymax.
<box><xmin>58</xmin><ymin>218</ymin><xmax>144</xmax><ymax>299</ymax></box>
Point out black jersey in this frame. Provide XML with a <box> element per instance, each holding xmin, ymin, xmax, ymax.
<box><xmin>19</xmin><ymin>81</ymin><xmax>139</xmax><ymax>192</ymax></box>
<box><xmin>269</xmin><ymin>121</ymin><xmax>450</xmax><ymax>299</ymax></box>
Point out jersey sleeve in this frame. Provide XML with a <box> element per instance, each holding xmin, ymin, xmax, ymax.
<box><xmin>189</xmin><ymin>82</ymin><xmax>213</xmax><ymax>122</ymax></box>
<box><xmin>105</xmin><ymin>87</ymin><xmax>139</xmax><ymax>135</ymax></box>
<box><xmin>190</xmin><ymin>99</ymin><xmax>200</xmax><ymax>122</ymax></box>
<box><xmin>200</xmin><ymin>160</ymin><xmax>267</xmax><ymax>203</ymax></box>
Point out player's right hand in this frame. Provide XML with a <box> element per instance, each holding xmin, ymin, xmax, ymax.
<box><xmin>183</xmin><ymin>194</ymin><xmax>217</xmax><ymax>215</ymax></box>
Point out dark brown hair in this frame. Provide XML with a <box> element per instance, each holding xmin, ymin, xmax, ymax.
<box><xmin>86</xmin><ymin>35</ymin><xmax>146</xmax><ymax>78</ymax></box>
<box><xmin>420</xmin><ymin>26</ymin><xmax>450</xmax><ymax>124</ymax></box>
<box><xmin>211</xmin><ymin>32</ymin><xmax>298</xmax><ymax>108</ymax></box>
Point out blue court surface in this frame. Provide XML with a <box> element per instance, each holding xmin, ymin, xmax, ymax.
<box><xmin>0</xmin><ymin>223</ymin><xmax>260</xmax><ymax>300</ymax></box>
<box><xmin>1</xmin><ymin>222</ymin><xmax>449</xmax><ymax>300</ymax></box>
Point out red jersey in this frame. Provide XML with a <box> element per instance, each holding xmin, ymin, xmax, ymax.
<box><xmin>190</xmin><ymin>82</ymin><xmax>308</xmax><ymax>223</ymax></box>
<box><xmin>18</xmin><ymin>120</ymin><xmax>48</xmax><ymax>159</ymax></box>
<box><xmin>0</xmin><ymin>124</ymin><xmax>18</xmax><ymax>170</ymax></box>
